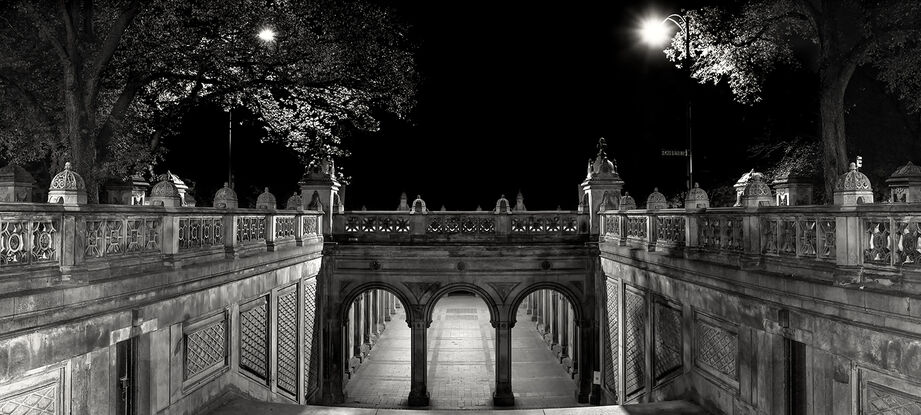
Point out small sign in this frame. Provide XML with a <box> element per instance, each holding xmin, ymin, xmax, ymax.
<box><xmin>593</xmin><ymin>371</ymin><xmax>601</xmax><ymax>384</ymax></box>
<box><xmin>661</xmin><ymin>150</ymin><xmax>687</xmax><ymax>157</ymax></box>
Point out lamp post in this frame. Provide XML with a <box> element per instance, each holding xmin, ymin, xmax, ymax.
<box><xmin>641</xmin><ymin>14</ymin><xmax>694</xmax><ymax>190</ymax></box>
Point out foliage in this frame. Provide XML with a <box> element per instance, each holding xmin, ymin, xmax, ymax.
<box><xmin>662</xmin><ymin>0</ymin><xmax>921</xmax><ymax>200</ymax></box>
<box><xmin>707</xmin><ymin>185</ymin><xmax>737</xmax><ymax>208</ymax></box>
<box><xmin>0</xmin><ymin>0</ymin><xmax>416</xmax><ymax>197</ymax></box>
<box><xmin>747</xmin><ymin>136</ymin><xmax>820</xmax><ymax>182</ymax></box>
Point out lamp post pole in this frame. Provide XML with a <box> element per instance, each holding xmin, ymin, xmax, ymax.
<box><xmin>683</xmin><ymin>16</ymin><xmax>693</xmax><ymax>191</ymax></box>
<box><xmin>228</xmin><ymin>110</ymin><xmax>233</xmax><ymax>187</ymax></box>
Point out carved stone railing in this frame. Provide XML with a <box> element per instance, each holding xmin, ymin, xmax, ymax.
<box><xmin>601</xmin><ymin>204</ymin><xmax>921</xmax><ymax>294</ymax></box>
<box><xmin>333</xmin><ymin>211</ymin><xmax>589</xmax><ymax>242</ymax></box>
<box><xmin>0</xmin><ymin>203</ymin><xmax>323</xmax><ymax>289</ymax></box>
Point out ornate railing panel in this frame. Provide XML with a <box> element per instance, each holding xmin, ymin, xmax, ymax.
<box><xmin>236</xmin><ymin>215</ymin><xmax>266</xmax><ymax>243</ymax></box>
<box><xmin>275</xmin><ymin>215</ymin><xmax>296</xmax><ymax>239</ymax></box>
<box><xmin>0</xmin><ymin>216</ymin><xmax>59</xmax><ymax>266</ymax></box>
<box><xmin>178</xmin><ymin>216</ymin><xmax>222</xmax><ymax>251</ymax></box>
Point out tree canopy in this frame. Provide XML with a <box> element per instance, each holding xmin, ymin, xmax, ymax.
<box><xmin>0</xmin><ymin>0</ymin><xmax>416</xmax><ymax>199</ymax></box>
<box><xmin>662</xmin><ymin>0</ymin><xmax>921</xmax><ymax>199</ymax></box>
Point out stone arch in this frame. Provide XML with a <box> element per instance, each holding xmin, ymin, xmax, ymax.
<box><xmin>505</xmin><ymin>281</ymin><xmax>585</xmax><ymax>327</ymax></box>
<box><xmin>338</xmin><ymin>281</ymin><xmax>416</xmax><ymax>326</ymax></box>
<box><xmin>422</xmin><ymin>282</ymin><xmax>500</xmax><ymax>326</ymax></box>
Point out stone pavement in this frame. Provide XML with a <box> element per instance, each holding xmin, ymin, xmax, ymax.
<box><xmin>212</xmin><ymin>400</ymin><xmax>708</xmax><ymax>414</ymax></box>
<box><xmin>343</xmin><ymin>293</ymin><xmax>579</xmax><ymax>409</ymax></box>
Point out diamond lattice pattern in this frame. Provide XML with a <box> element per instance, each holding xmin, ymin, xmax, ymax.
<box><xmin>866</xmin><ymin>383</ymin><xmax>921</xmax><ymax>415</ymax></box>
<box><xmin>603</xmin><ymin>280</ymin><xmax>619</xmax><ymax>393</ymax></box>
<box><xmin>654</xmin><ymin>303</ymin><xmax>682</xmax><ymax>380</ymax></box>
<box><xmin>240</xmin><ymin>300</ymin><xmax>268</xmax><ymax>380</ymax></box>
<box><xmin>695</xmin><ymin>320</ymin><xmax>737</xmax><ymax>380</ymax></box>
<box><xmin>277</xmin><ymin>290</ymin><xmax>299</xmax><ymax>396</ymax></box>
<box><xmin>186</xmin><ymin>321</ymin><xmax>226</xmax><ymax>379</ymax></box>
<box><xmin>304</xmin><ymin>279</ymin><xmax>320</xmax><ymax>395</ymax></box>
<box><xmin>0</xmin><ymin>383</ymin><xmax>56</xmax><ymax>415</ymax></box>
<box><xmin>624</xmin><ymin>289</ymin><xmax>646</xmax><ymax>396</ymax></box>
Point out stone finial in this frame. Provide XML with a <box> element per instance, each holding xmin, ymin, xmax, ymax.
<box><xmin>362</xmin><ymin>205</ymin><xmax>368</xmax><ymax>211</ymax></box>
<box><xmin>410</xmin><ymin>195</ymin><xmax>428</xmax><ymax>214</ymax></box>
<box><xmin>619</xmin><ymin>192</ymin><xmax>637</xmax><ymax>211</ymax></box>
<box><xmin>213</xmin><ymin>182</ymin><xmax>239</xmax><ymax>208</ymax></box>
<box><xmin>308</xmin><ymin>190</ymin><xmax>324</xmax><ymax>211</ymax></box>
<box><xmin>513</xmin><ymin>191</ymin><xmax>527</xmax><ymax>212</ymax></box>
<box><xmin>646</xmin><ymin>187</ymin><xmax>667</xmax><ymax>210</ymax></box>
<box><xmin>48</xmin><ymin>162</ymin><xmax>88</xmax><ymax>205</ymax></box>
<box><xmin>741</xmin><ymin>173</ymin><xmax>774</xmax><ymax>207</ymax></box>
<box><xmin>494</xmin><ymin>194</ymin><xmax>510</xmax><ymax>214</ymax></box>
<box><xmin>685</xmin><ymin>182</ymin><xmax>710</xmax><ymax>209</ymax></box>
<box><xmin>886</xmin><ymin>161</ymin><xmax>921</xmax><ymax>203</ymax></box>
<box><xmin>834</xmin><ymin>162</ymin><xmax>873</xmax><ymax>205</ymax></box>
<box><xmin>256</xmin><ymin>187</ymin><xmax>277</xmax><ymax>210</ymax></box>
<box><xmin>148</xmin><ymin>178</ymin><xmax>181</xmax><ymax>207</ymax></box>
<box><xmin>586</xmin><ymin>137</ymin><xmax>620</xmax><ymax>180</ymax></box>
<box><xmin>286</xmin><ymin>192</ymin><xmax>303</xmax><ymax>210</ymax></box>
<box><xmin>440</xmin><ymin>205</ymin><xmax>446</xmax><ymax>212</ymax></box>
<box><xmin>0</xmin><ymin>164</ymin><xmax>35</xmax><ymax>203</ymax></box>
<box><xmin>476</xmin><ymin>205</ymin><xmax>483</xmax><ymax>212</ymax></box>
<box><xmin>733</xmin><ymin>169</ymin><xmax>756</xmax><ymax>207</ymax></box>
<box><xmin>397</xmin><ymin>192</ymin><xmax>410</xmax><ymax>211</ymax></box>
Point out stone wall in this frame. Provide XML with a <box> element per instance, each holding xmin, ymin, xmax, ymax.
<box><xmin>600</xmin><ymin>240</ymin><xmax>921</xmax><ymax>414</ymax></box>
<box><xmin>0</xmin><ymin>206</ymin><xmax>325</xmax><ymax>415</ymax></box>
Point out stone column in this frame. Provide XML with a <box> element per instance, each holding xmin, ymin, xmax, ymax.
<box><xmin>576</xmin><ymin>319</ymin><xmax>597</xmax><ymax>404</ymax></box>
<box><xmin>353</xmin><ymin>297</ymin><xmax>363</xmax><ymax>358</ymax></box>
<box><xmin>537</xmin><ymin>290</ymin><xmax>545</xmax><ymax>330</ymax></box>
<box><xmin>384</xmin><ymin>292</ymin><xmax>393</xmax><ymax>322</ymax></box>
<box><xmin>551</xmin><ymin>292</ymin><xmax>560</xmax><ymax>346</ymax></box>
<box><xmin>321</xmin><ymin>316</ymin><xmax>345</xmax><ymax>403</ymax></box>
<box><xmin>526</xmin><ymin>293</ymin><xmax>533</xmax><ymax>315</ymax></box>
<box><xmin>531</xmin><ymin>293</ymin><xmax>538</xmax><ymax>321</ymax></box>
<box><xmin>408</xmin><ymin>318</ymin><xmax>430</xmax><ymax>406</ymax></box>
<box><xmin>560</xmin><ymin>298</ymin><xmax>569</xmax><ymax>359</ymax></box>
<box><xmin>372</xmin><ymin>290</ymin><xmax>380</xmax><ymax>336</ymax></box>
<box><xmin>493</xmin><ymin>320</ymin><xmax>515</xmax><ymax>406</ymax></box>
<box><xmin>363</xmin><ymin>293</ymin><xmax>372</xmax><ymax>348</ymax></box>
<box><xmin>391</xmin><ymin>293</ymin><xmax>398</xmax><ymax>314</ymax></box>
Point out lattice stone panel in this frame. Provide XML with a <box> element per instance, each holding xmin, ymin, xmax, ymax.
<box><xmin>695</xmin><ymin>318</ymin><xmax>738</xmax><ymax>381</ymax></box>
<box><xmin>0</xmin><ymin>382</ymin><xmax>57</xmax><ymax>415</ymax></box>
<box><xmin>603</xmin><ymin>279</ymin><xmax>619</xmax><ymax>394</ymax></box>
<box><xmin>276</xmin><ymin>289</ymin><xmax>299</xmax><ymax>396</ymax></box>
<box><xmin>304</xmin><ymin>278</ymin><xmax>320</xmax><ymax>396</ymax></box>
<box><xmin>185</xmin><ymin>320</ymin><xmax>226</xmax><ymax>379</ymax></box>
<box><xmin>240</xmin><ymin>299</ymin><xmax>268</xmax><ymax>380</ymax></box>
<box><xmin>624</xmin><ymin>288</ymin><xmax>647</xmax><ymax>396</ymax></box>
<box><xmin>866</xmin><ymin>383</ymin><xmax>921</xmax><ymax>415</ymax></box>
<box><xmin>654</xmin><ymin>303</ymin><xmax>682</xmax><ymax>380</ymax></box>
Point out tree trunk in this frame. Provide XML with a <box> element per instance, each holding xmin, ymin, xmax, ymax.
<box><xmin>818</xmin><ymin>66</ymin><xmax>854</xmax><ymax>203</ymax></box>
<box><xmin>64</xmin><ymin>74</ymin><xmax>99</xmax><ymax>203</ymax></box>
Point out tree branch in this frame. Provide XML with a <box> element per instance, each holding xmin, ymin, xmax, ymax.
<box><xmin>85</xmin><ymin>0</ymin><xmax>143</xmax><ymax>104</ymax></box>
<box><xmin>0</xmin><ymin>72</ymin><xmax>55</xmax><ymax>127</ymax></box>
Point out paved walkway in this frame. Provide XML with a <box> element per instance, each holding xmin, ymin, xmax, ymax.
<box><xmin>343</xmin><ymin>293</ymin><xmax>579</xmax><ymax>409</ymax></box>
<box><xmin>213</xmin><ymin>400</ymin><xmax>707</xmax><ymax>414</ymax></box>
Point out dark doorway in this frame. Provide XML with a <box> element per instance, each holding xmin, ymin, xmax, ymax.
<box><xmin>116</xmin><ymin>338</ymin><xmax>137</xmax><ymax>415</ymax></box>
<box><xmin>785</xmin><ymin>338</ymin><xmax>806</xmax><ymax>415</ymax></box>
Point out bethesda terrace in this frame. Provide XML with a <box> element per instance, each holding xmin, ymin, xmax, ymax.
<box><xmin>1</xmin><ymin>139</ymin><xmax>920</xmax><ymax>415</ymax></box>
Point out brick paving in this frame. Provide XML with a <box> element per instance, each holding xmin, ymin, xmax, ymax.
<box><xmin>343</xmin><ymin>293</ymin><xmax>580</xmax><ymax>409</ymax></box>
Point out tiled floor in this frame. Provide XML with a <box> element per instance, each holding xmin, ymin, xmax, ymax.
<box><xmin>343</xmin><ymin>293</ymin><xmax>580</xmax><ymax>409</ymax></box>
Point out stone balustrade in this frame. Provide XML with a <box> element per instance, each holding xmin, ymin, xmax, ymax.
<box><xmin>601</xmin><ymin>204</ymin><xmax>921</xmax><ymax>293</ymax></box>
<box><xmin>333</xmin><ymin>210</ymin><xmax>589</xmax><ymax>242</ymax></box>
<box><xmin>0</xmin><ymin>202</ymin><xmax>323</xmax><ymax>289</ymax></box>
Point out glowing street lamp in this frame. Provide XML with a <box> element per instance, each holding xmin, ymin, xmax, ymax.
<box><xmin>257</xmin><ymin>28</ymin><xmax>276</xmax><ymax>43</ymax></box>
<box><xmin>640</xmin><ymin>13</ymin><xmax>695</xmax><ymax>190</ymax></box>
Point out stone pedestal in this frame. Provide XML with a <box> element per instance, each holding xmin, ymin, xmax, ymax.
<box><xmin>0</xmin><ymin>164</ymin><xmax>35</xmax><ymax>202</ymax></box>
<box><xmin>886</xmin><ymin>161</ymin><xmax>921</xmax><ymax>203</ymax></box>
<box><xmin>834</xmin><ymin>163</ymin><xmax>873</xmax><ymax>205</ymax></box>
<box><xmin>47</xmin><ymin>162</ymin><xmax>87</xmax><ymax>206</ymax></box>
<box><xmin>580</xmin><ymin>138</ymin><xmax>625</xmax><ymax>234</ymax></box>
<box><xmin>773</xmin><ymin>174</ymin><xmax>814</xmax><ymax>206</ymax></box>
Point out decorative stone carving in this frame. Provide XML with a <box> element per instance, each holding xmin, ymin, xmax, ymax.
<box><xmin>646</xmin><ymin>187</ymin><xmax>667</xmax><ymax>210</ymax></box>
<box><xmin>148</xmin><ymin>179</ymin><xmax>181</xmax><ymax>207</ymax></box>
<box><xmin>307</xmin><ymin>190</ymin><xmax>323</xmax><ymax>211</ymax></box>
<box><xmin>397</xmin><ymin>192</ymin><xmax>410</xmax><ymax>211</ymax></box>
<box><xmin>886</xmin><ymin>161</ymin><xmax>921</xmax><ymax>203</ymax></box>
<box><xmin>619</xmin><ymin>192</ymin><xmax>637</xmax><ymax>211</ymax></box>
<box><xmin>834</xmin><ymin>162</ymin><xmax>873</xmax><ymax>205</ymax></box>
<box><xmin>733</xmin><ymin>170</ymin><xmax>757</xmax><ymax>207</ymax></box>
<box><xmin>410</xmin><ymin>195</ymin><xmax>428</xmax><ymax>214</ymax></box>
<box><xmin>685</xmin><ymin>182</ymin><xmax>709</xmax><ymax>209</ymax></box>
<box><xmin>47</xmin><ymin>162</ymin><xmax>87</xmax><ymax>205</ymax></box>
<box><xmin>213</xmin><ymin>182</ymin><xmax>238</xmax><ymax>208</ymax></box>
<box><xmin>286</xmin><ymin>192</ymin><xmax>302</xmax><ymax>210</ymax></box>
<box><xmin>495</xmin><ymin>195</ymin><xmax>510</xmax><ymax>213</ymax></box>
<box><xmin>513</xmin><ymin>191</ymin><xmax>527</xmax><ymax>212</ymax></box>
<box><xmin>586</xmin><ymin>137</ymin><xmax>620</xmax><ymax>180</ymax></box>
<box><xmin>256</xmin><ymin>187</ymin><xmax>276</xmax><ymax>210</ymax></box>
<box><xmin>740</xmin><ymin>173</ymin><xmax>774</xmax><ymax>207</ymax></box>
<box><xmin>773</xmin><ymin>173</ymin><xmax>814</xmax><ymax>206</ymax></box>
<box><xmin>158</xmin><ymin>171</ymin><xmax>194</xmax><ymax>206</ymax></box>
<box><xmin>598</xmin><ymin>191</ymin><xmax>618</xmax><ymax>212</ymax></box>
<box><xmin>0</xmin><ymin>164</ymin><xmax>34</xmax><ymax>203</ymax></box>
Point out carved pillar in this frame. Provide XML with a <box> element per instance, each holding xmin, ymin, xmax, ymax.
<box><xmin>383</xmin><ymin>292</ymin><xmax>392</xmax><ymax>322</ymax></box>
<box><xmin>531</xmin><ymin>293</ymin><xmax>538</xmax><ymax>321</ymax></box>
<box><xmin>371</xmin><ymin>290</ymin><xmax>380</xmax><ymax>336</ymax></box>
<box><xmin>353</xmin><ymin>298</ymin><xmax>363</xmax><ymax>358</ymax></box>
<box><xmin>390</xmin><ymin>292</ymin><xmax>398</xmax><ymax>314</ymax></box>
<box><xmin>551</xmin><ymin>292</ymin><xmax>560</xmax><ymax>346</ymax></box>
<box><xmin>408</xmin><ymin>318</ymin><xmax>430</xmax><ymax>406</ymax></box>
<box><xmin>526</xmin><ymin>293</ymin><xmax>533</xmax><ymax>315</ymax></box>
<box><xmin>493</xmin><ymin>320</ymin><xmax>515</xmax><ymax>406</ymax></box>
<box><xmin>362</xmin><ymin>293</ymin><xmax>372</xmax><ymax>349</ymax></box>
<box><xmin>537</xmin><ymin>290</ymin><xmax>546</xmax><ymax>331</ymax></box>
<box><xmin>561</xmin><ymin>298</ymin><xmax>570</xmax><ymax>359</ymax></box>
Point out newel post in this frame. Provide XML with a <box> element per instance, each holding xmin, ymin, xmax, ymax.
<box><xmin>833</xmin><ymin>162</ymin><xmax>873</xmax><ymax>282</ymax></box>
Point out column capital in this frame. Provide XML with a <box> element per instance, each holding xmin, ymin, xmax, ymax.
<box><xmin>408</xmin><ymin>319</ymin><xmax>432</xmax><ymax>329</ymax></box>
<box><xmin>490</xmin><ymin>320</ymin><xmax>516</xmax><ymax>329</ymax></box>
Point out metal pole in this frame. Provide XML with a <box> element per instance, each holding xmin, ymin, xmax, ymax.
<box><xmin>228</xmin><ymin>110</ymin><xmax>233</xmax><ymax>187</ymax></box>
<box><xmin>685</xmin><ymin>16</ymin><xmax>694</xmax><ymax>190</ymax></box>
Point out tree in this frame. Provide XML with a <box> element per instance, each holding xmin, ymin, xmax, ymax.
<box><xmin>663</xmin><ymin>0</ymin><xmax>921</xmax><ymax>199</ymax></box>
<box><xmin>0</xmin><ymin>0</ymin><xmax>416</xmax><ymax>201</ymax></box>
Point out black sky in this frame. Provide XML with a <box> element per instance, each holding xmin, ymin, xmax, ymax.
<box><xmin>165</xmin><ymin>0</ymin><xmax>917</xmax><ymax>210</ymax></box>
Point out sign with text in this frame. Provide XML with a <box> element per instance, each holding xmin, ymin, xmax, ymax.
<box><xmin>661</xmin><ymin>150</ymin><xmax>688</xmax><ymax>157</ymax></box>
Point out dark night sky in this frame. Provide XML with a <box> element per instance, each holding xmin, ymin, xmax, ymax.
<box><xmin>164</xmin><ymin>0</ymin><xmax>917</xmax><ymax>210</ymax></box>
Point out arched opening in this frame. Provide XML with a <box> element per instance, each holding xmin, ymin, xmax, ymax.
<box><xmin>341</xmin><ymin>288</ymin><xmax>409</xmax><ymax>407</ymax></box>
<box><xmin>511</xmin><ymin>287</ymin><xmax>580</xmax><ymax>407</ymax></box>
<box><xmin>426</xmin><ymin>289</ymin><xmax>495</xmax><ymax>408</ymax></box>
